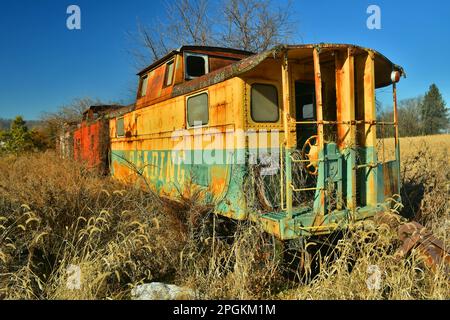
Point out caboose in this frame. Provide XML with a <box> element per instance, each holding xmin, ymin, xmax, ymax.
<box><xmin>59</xmin><ymin>104</ymin><xmax>133</xmax><ymax>174</ymax></box>
<box><xmin>106</xmin><ymin>43</ymin><xmax>404</xmax><ymax>240</ymax></box>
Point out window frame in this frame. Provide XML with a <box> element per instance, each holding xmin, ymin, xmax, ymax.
<box><xmin>138</xmin><ymin>74</ymin><xmax>149</xmax><ymax>98</ymax></box>
<box><xmin>295</xmin><ymin>81</ymin><xmax>317</xmax><ymax>121</ymax></box>
<box><xmin>184</xmin><ymin>52</ymin><xmax>209</xmax><ymax>80</ymax></box>
<box><xmin>250</xmin><ymin>82</ymin><xmax>281</xmax><ymax>123</ymax></box>
<box><xmin>186</xmin><ymin>91</ymin><xmax>209</xmax><ymax>128</ymax></box>
<box><xmin>163</xmin><ymin>59</ymin><xmax>175</xmax><ymax>87</ymax></box>
<box><xmin>116</xmin><ymin>117</ymin><xmax>125</xmax><ymax>138</ymax></box>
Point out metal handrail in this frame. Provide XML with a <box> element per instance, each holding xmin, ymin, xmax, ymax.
<box><xmin>280</xmin><ymin>143</ymin><xmax>286</xmax><ymax>211</ymax></box>
<box><xmin>290</xmin><ymin>184</ymin><xmax>323</xmax><ymax>192</ymax></box>
<box><xmin>355</xmin><ymin>162</ymin><xmax>382</xmax><ymax>170</ymax></box>
<box><xmin>293</xmin><ymin>120</ymin><xmax>397</xmax><ymax>126</ymax></box>
<box><xmin>289</xmin><ymin>156</ymin><xmax>309</xmax><ymax>163</ymax></box>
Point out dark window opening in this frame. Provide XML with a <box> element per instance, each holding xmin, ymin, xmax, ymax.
<box><xmin>295</xmin><ymin>82</ymin><xmax>317</xmax><ymax>148</ymax></box>
<box><xmin>296</xmin><ymin>83</ymin><xmax>316</xmax><ymax>120</ymax></box>
<box><xmin>185</xmin><ymin>53</ymin><xmax>208</xmax><ymax>79</ymax></box>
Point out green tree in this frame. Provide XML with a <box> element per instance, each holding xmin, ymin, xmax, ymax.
<box><xmin>2</xmin><ymin>116</ymin><xmax>34</xmax><ymax>154</ymax></box>
<box><xmin>0</xmin><ymin>130</ymin><xmax>9</xmax><ymax>152</ymax></box>
<box><xmin>421</xmin><ymin>84</ymin><xmax>449</xmax><ymax>135</ymax></box>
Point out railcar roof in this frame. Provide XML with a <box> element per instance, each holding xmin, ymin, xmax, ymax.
<box><xmin>137</xmin><ymin>45</ymin><xmax>254</xmax><ymax>76</ymax></box>
<box><xmin>170</xmin><ymin>43</ymin><xmax>405</xmax><ymax>97</ymax></box>
<box><xmin>82</xmin><ymin>105</ymin><xmax>127</xmax><ymax>115</ymax></box>
<box><xmin>82</xmin><ymin>104</ymin><xmax>136</xmax><ymax>119</ymax></box>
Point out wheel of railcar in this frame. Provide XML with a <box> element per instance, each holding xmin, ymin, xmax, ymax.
<box><xmin>301</xmin><ymin>135</ymin><xmax>319</xmax><ymax>176</ymax></box>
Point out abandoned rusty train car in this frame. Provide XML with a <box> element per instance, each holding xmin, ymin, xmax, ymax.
<box><xmin>58</xmin><ymin>104</ymin><xmax>133</xmax><ymax>174</ymax></box>
<box><xmin>60</xmin><ymin>43</ymin><xmax>406</xmax><ymax>241</ymax></box>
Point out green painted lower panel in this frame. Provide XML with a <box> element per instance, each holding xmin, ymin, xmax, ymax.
<box><xmin>111</xmin><ymin>149</ymin><xmax>248</xmax><ymax>220</ymax></box>
<box><xmin>110</xmin><ymin>144</ymin><xmax>401</xmax><ymax>240</ymax></box>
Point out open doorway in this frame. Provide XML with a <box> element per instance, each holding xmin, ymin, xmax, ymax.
<box><xmin>295</xmin><ymin>82</ymin><xmax>317</xmax><ymax>149</ymax></box>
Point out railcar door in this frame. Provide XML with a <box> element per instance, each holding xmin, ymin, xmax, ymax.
<box><xmin>295</xmin><ymin>82</ymin><xmax>317</xmax><ymax>149</ymax></box>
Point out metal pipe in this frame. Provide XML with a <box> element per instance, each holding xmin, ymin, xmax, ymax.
<box><xmin>293</xmin><ymin>120</ymin><xmax>396</xmax><ymax>126</ymax></box>
<box><xmin>393</xmin><ymin>83</ymin><xmax>402</xmax><ymax>192</ymax></box>
<box><xmin>290</xmin><ymin>185</ymin><xmax>323</xmax><ymax>192</ymax></box>
<box><xmin>313</xmin><ymin>47</ymin><xmax>326</xmax><ymax>219</ymax></box>
<box><xmin>280</xmin><ymin>144</ymin><xmax>285</xmax><ymax>211</ymax></box>
<box><xmin>281</xmin><ymin>52</ymin><xmax>293</xmax><ymax>218</ymax></box>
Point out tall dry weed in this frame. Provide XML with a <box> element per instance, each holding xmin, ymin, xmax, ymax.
<box><xmin>1</xmin><ymin>134</ymin><xmax>449</xmax><ymax>300</ymax></box>
<box><xmin>0</xmin><ymin>152</ymin><xmax>184</xmax><ymax>299</ymax></box>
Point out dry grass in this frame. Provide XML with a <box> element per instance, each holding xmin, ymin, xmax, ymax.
<box><xmin>0</xmin><ymin>152</ymin><xmax>283</xmax><ymax>299</ymax></box>
<box><xmin>0</xmin><ymin>152</ymin><xmax>185</xmax><ymax>299</ymax></box>
<box><xmin>0</xmin><ymin>134</ymin><xmax>449</xmax><ymax>300</ymax></box>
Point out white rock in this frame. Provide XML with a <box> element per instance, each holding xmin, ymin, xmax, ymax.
<box><xmin>131</xmin><ymin>282</ymin><xmax>197</xmax><ymax>300</ymax></box>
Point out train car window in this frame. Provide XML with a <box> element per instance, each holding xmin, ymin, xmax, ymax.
<box><xmin>302</xmin><ymin>103</ymin><xmax>315</xmax><ymax>119</ymax></box>
<box><xmin>139</xmin><ymin>75</ymin><xmax>148</xmax><ymax>97</ymax></box>
<box><xmin>251</xmin><ymin>84</ymin><xmax>279</xmax><ymax>122</ymax></box>
<box><xmin>116</xmin><ymin>118</ymin><xmax>125</xmax><ymax>137</ymax></box>
<box><xmin>187</xmin><ymin>93</ymin><xmax>209</xmax><ymax>127</ymax></box>
<box><xmin>185</xmin><ymin>52</ymin><xmax>209</xmax><ymax>79</ymax></box>
<box><xmin>164</xmin><ymin>60</ymin><xmax>175</xmax><ymax>86</ymax></box>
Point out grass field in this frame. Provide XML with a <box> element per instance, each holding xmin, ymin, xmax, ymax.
<box><xmin>0</xmin><ymin>135</ymin><xmax>448</xmax><ymax>300</ymax></box>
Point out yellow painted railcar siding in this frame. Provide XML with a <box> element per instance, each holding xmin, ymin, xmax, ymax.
<box><xmin>110</xmin><ymin>77</ymin><xmax>247</xmax><ymax>199</ymax></box>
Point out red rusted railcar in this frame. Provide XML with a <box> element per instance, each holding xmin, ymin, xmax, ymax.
<box><xmin>71</xmin><ymin>105</ymin><xmax>127</xmax><ymax>174</ymax></box>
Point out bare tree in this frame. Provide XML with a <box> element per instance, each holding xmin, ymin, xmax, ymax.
<box><xmin>130</xmin><ymin>0</ymin><xmax>296</xmax><ymax>67</ymax></box>
<box><xmin>43</xmin><ymin>97</ymin><xmax>101</xmax><ymax>124</ymax></box>
<box><xmin>133</xmin><ymin>19</ymin><xmax>170</xmax><ymax>65</ymax></box>
<box><xmin>166</xmin><ymin>0</ymin><xmax>213</xmax><ymax>46</ymax></box>
<box><xmin>129</xmin><ymin>0</ymin><xmax>214</xmax><ymax>68</ymax></box>
<box><xmin>398</xmin><ymin>97</ymin><xmax>423</xmax><ymax>137</ymax></box>
<box><xmin>221</xmin><ymin>0</ymin><xmax>295</xmax><ymax>52</ymax></box>
<box><xmin>40</xmin><ymin>97</ymin><xmax>103</xmax><ymax>145</ymax></box>
<box><xmin>377</xmin><ymin>96</ymin><xmax>425</xmax><ymax>138</ymax></box>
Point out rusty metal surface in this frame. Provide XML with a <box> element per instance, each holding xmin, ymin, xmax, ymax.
<box><xmin>375</xmin><ymin>212</ymin><xmax>450</xmax><ymax>274</ymax></box>
<box><xmin>137</xmin><ymin>46</ymin><xmax>254</xmax><ymax>76</ymax></box>
<box><xmin>134</xmin><ymin>46</ymin><xmax>250</xmax><ymax>109</ymax></box>
<box><xmin>171</xmin><ymin>49</ymin><xmax>274</xmax><ymax>98</ymax></box>
<box><xmin>73</xmin><ymin>119</ymin><xmax>110</xmax><ymax>174</ymax></box>
<box><xmin>82</xmin><ymin>105</ymin><xmax>126</xmax><ymax>119</ymax></box>
<box><xmin>61</xmin><ymin>43</ymin><xmax>410</xmax><ymax>240</ymax></box>
<box><xmin>171</xmin><ymin>43</ymin><xmax>405</xmax><ymax>99</ymax></box>
<box><xmin>396</xmin><ymin>222</ymin><xmax>450</xmax><ymax>273</ymax></box>
<box><xmin>104</xmin><ymin>104</ymin><xmax>135</xmax><ymax>119</ymax></box>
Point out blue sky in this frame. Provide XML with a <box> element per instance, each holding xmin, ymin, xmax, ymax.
<box><xmin>0</xmin><ymin>0</ymin><xmax>449</xmax><ymax>120</ymax></box>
